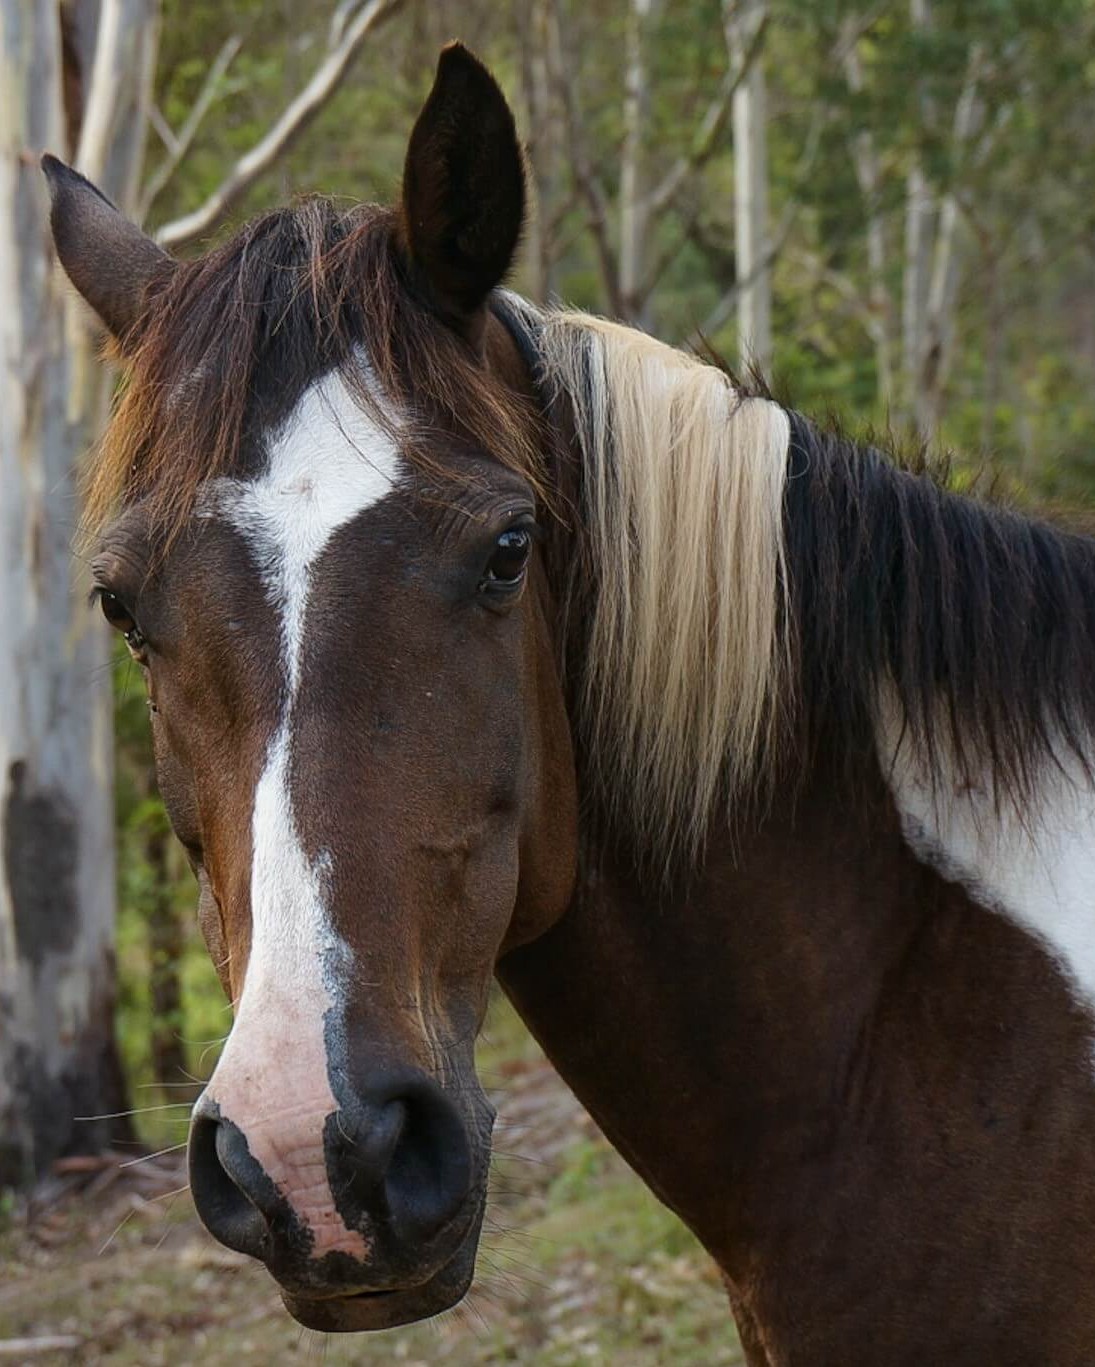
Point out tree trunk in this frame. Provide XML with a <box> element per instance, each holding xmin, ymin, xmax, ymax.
<box><xmin>619</xmin><ymin>0</ymin><xmax>656</xmax><ymax>328</ymax></box>
<box><xmin>728</xmin><ymin>0</ymin><xmax>772</xmax><ymax>375</ymax></box>
<box><xmin>519</xmin><ymin>0</ymin><xmax>558</xmax><ymax>304</ymax></box>
<box><xmin>0</xmin><ymin>0</ymin><xmax>139</xmax><ymax>1185</ymax></box>
<box><xmin>915</xmin><ymin>43</ymin><xmax>984</xmax><ymax>441</ymax></box>
<box><xmin>841</xmin><ymin>19</ymin><xmax>895</xmax><ymax>406</ymax></box>
<box><xmin>901</xmin><ymin>0</ymin><xmax>939</xmax><ymax>430</ymax></box>
<box><xmin>0</xmin><ymin>0</ymin><xmax>157</xmax><ymax>1187</ymax></box>
<box><xmin>980</xmin><ymin>234</ymin><xmax>1002</xmax><ymax>454</ymax></box>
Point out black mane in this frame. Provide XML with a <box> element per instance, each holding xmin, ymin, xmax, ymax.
<box><xmin>785</xmin><ymin>412</ymin><xmax>1095</xmax><ymax>803</ymax></box>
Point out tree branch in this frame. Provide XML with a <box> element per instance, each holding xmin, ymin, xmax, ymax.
<box><xmin>545</xmin><ymin>0</ymin><xmax>622</xmax><ymax>313</ymax></box>
<box><xmin>155</xmin><ymin>0</ymin><xmax>404</xmax><ymax>250</ymax></box>
<box><xmin>75</xmin><ymin>0</ymin><xmax>160</xmax><ymax>201</ymax></box>
<box><xmin>689</xmin><ymin>200</ymin><xmax>794</xmax><ymax>344</ymax></box>
<box><xmin>684</xmin><ymin>107</ymin><xmax>825</xmax><ymax>346</ymax></box>
<box><xmin>138</xmin><ymin>34</ymin><xmax>242</xmax><ymax>224</ymax></box>
<box><xmin>839</xmin><ymin>14</ymin><xmax>895</xmax><ymax>401</ymax></box>
<box><xmin>643</xmin><ymin>10</ymin><xmax>769</xmax><ymax>223</ymax></box>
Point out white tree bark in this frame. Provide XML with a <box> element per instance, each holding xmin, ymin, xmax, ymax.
<box><xmin>619</xmin><ymin>0</ymin><xmax>657</xmax><ymax>328</ymax></box>
<box><xmin>916</xmin><ymin>43</ymin><xmax>985</xmax><ymax>439</ymax></box>
<box><xmin>519</xmin><ymin>0</ymin><xmax>558</xmax><ymax>304</ymax></box>
<box><xmin>901</xmin><ymin>0</ymin><xmax>934</xmax><ymax>421</ymax></box>
<box><xmin>727</xmin><ymin>0</ymin><xmax>772</xmax><ymax>375</ymax></box>
<box><xmin>0</xmin><ymin>0</ymin><xmax>146</xmax><ymax>1185</ymax></box>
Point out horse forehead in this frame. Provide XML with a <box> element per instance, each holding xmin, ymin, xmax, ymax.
<box><xmin>207</xmin><ymin>368</ymin><xmax>404</xmax><ymax>570</ymax></box>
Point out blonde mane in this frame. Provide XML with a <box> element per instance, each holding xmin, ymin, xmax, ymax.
<box><xmin>538</xmin><ymin>312</ymin><xmax>792</xmax><ymax>860</ymax></box>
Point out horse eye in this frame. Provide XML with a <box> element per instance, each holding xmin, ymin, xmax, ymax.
<box><xmin>97</xmin><ymin>590</ymin><xmax>145</xmax><ymax>649</ymax></box>
<box><xmin>483</xmin><ymin>528</ymin><xmax>532</xmax><ymax>588</ymax></box>
<box><xmin>98</xmin><ymin>590</ymin><xmax>135</xmax><ymax>632</ymax></box>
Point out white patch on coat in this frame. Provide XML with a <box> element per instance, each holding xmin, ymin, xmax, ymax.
<box><xmin>879</xmin><ymin>699</ymin><xmax>1095</xmax><ymax>1019</ymax></box>
<box><xmin>199</xmin><ymin>370</ymin><xmax>401</xmax><ymax>1257</ymax></box>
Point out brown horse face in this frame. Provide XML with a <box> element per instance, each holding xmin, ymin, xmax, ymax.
<box><xmin>50</xmin><ymin>47</ymin><xmax>577</xmax><ymax>1330</ymax></box>
<box><xmin>119</xmin><ymin>400</ymin><xmax>572</xmax><ymax>1328</ymax></box>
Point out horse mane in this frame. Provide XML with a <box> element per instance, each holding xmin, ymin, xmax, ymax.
<box><xmin>537</xmin><ymin>312</ymin><xmax>792</xmax><ymax>858</ymax></box>
<box><xmin>784</xmin><ymin>415</ymin><xmax>1095</xmax><ymax>813</ymax></box>
<box><xmin>537</xmin><ymin>312</ymin><xmax>1095</xmax><ymax>863</ymax></box>
<box><xmin>84</xmin><ymin>198</ymin><xmax>542</xmax><ymax>546</ymax></box>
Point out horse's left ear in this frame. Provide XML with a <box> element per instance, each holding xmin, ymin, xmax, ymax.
<box><xmin>400</xmin><ymin>43</ymin><xmax>525</xmax><ymax>346</ymax></box>
<box><xmin>41</xmin><ymin>155</ymin><xmax>173</xmax><ymax>347</ymax></box>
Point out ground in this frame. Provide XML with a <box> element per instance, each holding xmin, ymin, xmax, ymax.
<box><xmin>0</xmin><ymin>997</ymin><xmax>742</xmax><ymax>1365</ymax></box>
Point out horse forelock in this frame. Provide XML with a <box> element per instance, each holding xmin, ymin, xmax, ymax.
<box><xmin>83</xmin><ymin>199</ymin><xmax>544</xmax><ymax>551</ymax></box>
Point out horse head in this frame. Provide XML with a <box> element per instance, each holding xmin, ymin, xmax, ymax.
<box><xmin>46</xmin><ymin>45</ymin><xmax>577</xmax><ymax>1331</ymax></box>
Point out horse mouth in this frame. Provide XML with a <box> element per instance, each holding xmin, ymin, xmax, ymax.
<box><xmin>279</xmin><ymin>1249</ymin><xmax>476</xmax><ymax>1332</ymax></box>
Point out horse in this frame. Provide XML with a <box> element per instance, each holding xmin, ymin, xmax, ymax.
<box><xmin>43</xmin><ymin>41</ymin><xmax>1095</xmax><ymax>1365</ymax></box>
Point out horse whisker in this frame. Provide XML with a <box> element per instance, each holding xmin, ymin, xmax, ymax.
<box><xmin>117</xmin><ymin>1142</ymin><xmax>188</xmax><ymax>1169</ymax></box>
<box><xmin>73</xmin><ymin>1103</ymin><xmax>194</xmax><ymax>1121</ymax></box>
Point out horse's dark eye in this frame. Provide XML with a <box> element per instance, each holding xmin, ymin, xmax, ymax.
<box><xmin>483</xmin><ymin>528</ymin><xmax>532</xmax><ymax>589</ymax></box>
<box><xmin>97</xmin><ymin>590</ymin><xmax>144</xmax><ymax>648</ymax></box>
<box><xmin>98</xmin><ymin>590</ymin><xmax>134</xmax><ymax>631</ymax></box>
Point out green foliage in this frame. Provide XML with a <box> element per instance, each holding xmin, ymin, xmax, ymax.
<box><xmin>112</xmin><ymin>642</ymin><xmax>224</xmax><ymax>1131</ymax></box>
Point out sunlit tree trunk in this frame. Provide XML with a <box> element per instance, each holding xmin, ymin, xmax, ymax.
<box><xmin>902</xmin><ymin>0</ymin><xmax>934</xmax><ymax>428</ymax></box>
<box><xmin>728</xmin><ymin>0</ymin><xmax>772</xmax><ymax>374</ymax></box>
<box><xmin>0</xmin><ymin>0</ymin><xmax>156</xmax><ymax>1185</ymax></box>
<box><xmin>1</xmin><ymin>0</ymin><xmax>406</xmax><ymax>1189</ymax></box>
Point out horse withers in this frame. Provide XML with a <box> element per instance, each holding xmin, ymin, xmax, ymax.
<box><xmin>45</xmin><ymin>42</ymin><xmax>1095</xmax><ymax>1365</ymax></box>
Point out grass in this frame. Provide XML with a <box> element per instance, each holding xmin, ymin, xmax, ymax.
<box><xmin>0</xmin><ymin>995</ymin><xmax>742</xmax><ymax>1365</ymax></box>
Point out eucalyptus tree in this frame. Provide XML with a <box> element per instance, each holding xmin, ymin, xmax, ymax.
<box><xmin>0</xmin><ymin>0</ymin><xmax>403</xmax><ymax>1187</ymax></box>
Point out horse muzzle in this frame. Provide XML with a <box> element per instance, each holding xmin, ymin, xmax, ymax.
<box><xmin>280</xmin><ymin>1238</ymin><xmax>480</xmax><ymax>1331</ymax></box>
<box><xmin>187</xmin><ymin>1066</ymin><xmax>492</xmax><ymax>1328</ymax></box>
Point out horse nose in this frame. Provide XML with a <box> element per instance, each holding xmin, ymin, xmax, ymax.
<box><xmin>188</xmin><ymin>1070</ymin><xmax>474</xmax><ymax>1265</ymax></box>
<box><xmin>188</xmin><ymin>1108</ymin><xmax>273</xmax><ymax>1261</ymax></box>
<box><xmin>330</xmin><ymin>1069</ymin><xmax>473</xmax><ymax>1245</ymax></box>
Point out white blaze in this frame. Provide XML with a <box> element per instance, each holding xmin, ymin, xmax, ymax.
<box><xmin>200</xmin><ymin>370</ymin><xmax>401</xmax><ymax>1256</ymax></box>
<box><xmin>880</xmin><ymin>701</ymin><xmax>1095</xmax><ymax>1027</ymax></box>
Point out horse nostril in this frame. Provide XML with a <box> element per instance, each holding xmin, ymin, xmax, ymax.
<box><xmin>331</xmin><ymin>1073</ymin><xmax>473</xmax><ymax>1245</ymax></box>
<box><xmin>188</xmin><ymin>1109</ymin><xmax>272</xmax><ymax>1261</ymax></box>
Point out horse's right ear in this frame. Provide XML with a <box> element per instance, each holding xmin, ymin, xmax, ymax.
<box><xmin>400</xmin><ymin>43</ymin><xmax>525</xmax><ymax>346</ymax></box>
<box><xmin>41</xmin><ymin>155</ymin><xmax>173</xmax><ymax>346</ymax></box>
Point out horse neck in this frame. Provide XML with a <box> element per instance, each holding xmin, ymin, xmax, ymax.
<box><xmin>505</xmin><ymin>438</ymin><xmax>1095</xmax><ymax>1271</ymax></box>
<box><xmin>497</xmin><ymin>737</ymin><xmax>924</xmax><ymax>1234</ymax></box>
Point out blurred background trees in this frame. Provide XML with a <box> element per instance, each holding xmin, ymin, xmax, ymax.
<box><xmin>4</xmin><ymin>0</ymin><xmax>1095</xmax><ymax>1187</ymax></box>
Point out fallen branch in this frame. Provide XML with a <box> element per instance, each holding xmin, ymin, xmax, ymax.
<box><xmin>0</xmin><ymin>1339</ymin><xmax>82</xmax><ymax>1358</ymax></box>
